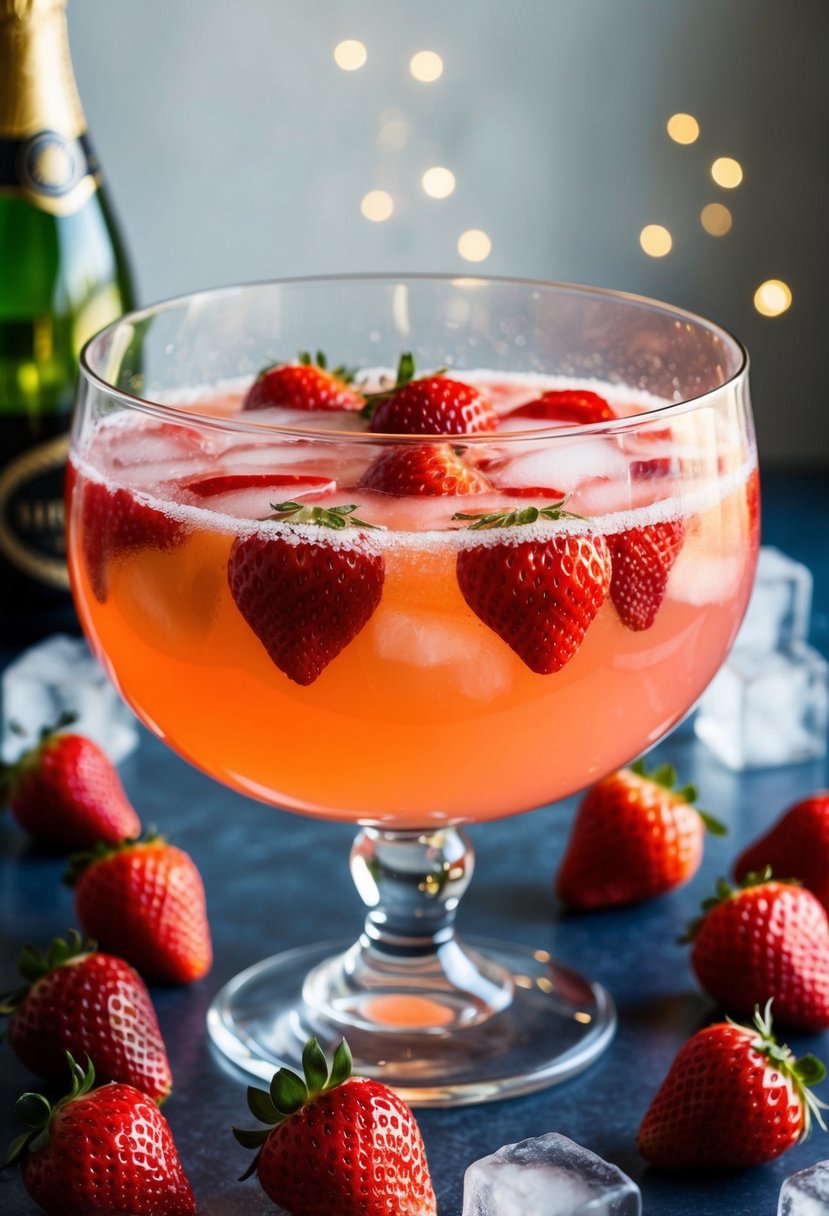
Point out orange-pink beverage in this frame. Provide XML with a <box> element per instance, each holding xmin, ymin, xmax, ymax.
<box><xmin>67</xmin><ymin>374</ymin><xmax>758</xmax><ymax>827</ymax></box>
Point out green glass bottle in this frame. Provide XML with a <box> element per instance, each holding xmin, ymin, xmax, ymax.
<box><xmin>0</xmin><ymin>0</ymin><xmax>135</xmax><ymax>644</ymax></box>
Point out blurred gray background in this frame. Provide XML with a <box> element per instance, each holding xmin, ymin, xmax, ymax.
<box><xmin>68</xmin><ymin>0</ymin><xmax>827</xmax><ymax>466</ymax></box>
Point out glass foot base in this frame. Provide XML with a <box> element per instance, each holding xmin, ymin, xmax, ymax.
<box><xmin>207</xmin><ymin>937</ymin><xmax>616</xmax><ymax>1107</ymax></box>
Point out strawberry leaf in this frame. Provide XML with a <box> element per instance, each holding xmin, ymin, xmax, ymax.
<box><xmin>246</xmin><ymin>1086</ymin><xmax>281</xmax><ymax>1126</ymax></box>
<box><xmin>794</xmin><ymin>1055</ymin><xmax>828</xmax><ymax>1087</ymax></box>
<box><xmin>232</xmin><ymin>1126</ymin><xmax>270</xmax><ymax>1150</ymax></box>
<box><xmin>269</xmin><ymin>1067</ymin><xmax>307</xmax><ymax>1114</ymax></box>
<box><xmin>302</xmin><ymin>1037</ymin><xmax>329</xmax><ymax>1094</ymax></box>
<box><xmin>327</xmin><ymin>1039</ymin><xmax>353</xmax><ymax>1089</ymax></box>
<box><xmin>15</xmin><ymin>1093</ymin><xmax>51</xmax><ymax>1129</ymax></box>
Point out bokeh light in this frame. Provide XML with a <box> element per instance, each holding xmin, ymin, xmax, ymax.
<box><xmin>457</xmin><ymin>229</ymin><xmax>491</xmax><ymax>262</ymax></box>
<box><xmin>361</xmin><ymin>190</ymin><xmax>394</xmax><ymax>222</ymax></box>
<box><xmin>711</xmin><ymin>157</ymin><xmax>743</xmax><ymax>188</ymax></box>
<box><xmin>667</xmin><ymin>113</ymin><xmax>700</xmax><ymax>144</ymax></box>
<box><xmin>422</xmin><ymin>167</ymin><xmax>456</xmax><ymax>199</ymax></box>
<box><xmin>639</xmin><ymin>225</ymin><xmax>673</xmax><ymax>257</ymax></box>
<box><xmin>333</xmin><ymin>40</ymin><xmax>367</xmax><ymax>71</ymax></box>
<box><xmin>378</xmin><ymin>110</ymin><xmax>410</xmax><ymax>152</ymax></box>
<box><xmin>700</xmin><ymin>203</ymin><xmax>733</xmax><ymax>236</ymax></box>
<box><xmin>754</xmin><ymin>279</ymin><xmax>792</xmax><ymax>317</ymax></box>
<box><xmin>410</xmin><ymin>51</ymin><xmax>444</xmax><ymax>82</ymax></box>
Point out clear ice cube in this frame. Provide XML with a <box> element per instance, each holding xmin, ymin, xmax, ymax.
<box><xmin>736</xmin><ymin>546</ymin><xmax>813</xmax><ymax>651</ymax></box>
<box><xmin>695</xmin><ymin>643</ymin><xmax>829</xmax><ymax>770</ymax></box>
<box><xmin>462</xmin><ymin>1133</ymin><xmax>641</xmax><ymax>1216</ymax></box>
<box><xmin>1</xmin><ymin>634</ymin><xmax>138</xmax><ymax>764</ymax></box>
<box><xmin>778</xmin><ymin>1158</ymin><xmax>829</xmax><ymax>1215</ymax></box>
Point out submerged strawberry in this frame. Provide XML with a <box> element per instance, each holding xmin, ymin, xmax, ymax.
<box><xmin>637</xmin><ymin>1003</ymin><xmax>827</xmax><ymax>1169</ymax></box>
<box><xmin>506</xmin><ymin>388</ymin><xmax>616</xmax><ymax>425</ymax></box>
<box><xmin>359</xmin><ymin>443</ymin><xmax>491</xmax><ymax>496</ymax></box>
<box><xmin>234</xmin><ymin>1038</ymin><xmax>436</xmax><ymax>1216</ymax></box>
<box><xmin>606</xmin><ymin>518</ymin><xmax>686</xmax><ymax>631</ymax></box>
<box><xmin>1</xmin><ymin>932</ymin><xmax>171</xmax><ymax>1103</ymax></box>
<box><xmin>227</xmin><ymin>501</ymin><xmax>385</xmax><ymax>686</ymax></box>
<box><xmin>81</xmin><ymin>480</ymin><xmax>189</xmax><ymax>603</ymax></box>
<box><xmin>1</xmin><ymin>719</ymin><xmax>140</xmax><ymax>850</ymax></box>
<box><xmin>366</xmin><ymin>353</ymin><xmax>497</xmax><ymax>435</ymax></box>
<box><xmin>241</xmin><ymin>350</ymin><xmax>364</xmax><ymax>412</ymax></box>
<box><xmin>6</xmin><ymin>1055</ymin><xmax>195</xmax><ymax>1215</ymax></box>
<box><xmin>453</xmin><ymin>502</ymin><xmax>611</xmax><ymax>674</ymax></box>
<box><xmin>183</xmin><ymin>472</ymin><xmax>335</xmax><ymax>498</ymax></box>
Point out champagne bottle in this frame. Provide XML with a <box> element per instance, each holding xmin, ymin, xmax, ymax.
<box><xmin>0</xmin><ymin>0</ymin><xmax>135</xmax><ymax>644</ymax></box>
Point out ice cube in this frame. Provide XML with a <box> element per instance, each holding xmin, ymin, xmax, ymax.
<box><xmin>371</xmin><ymin>609</ymin><xmax>513</xmax><ymax>700</ymax></box>
<box><xmin>734</xmin><ymin>546</ymin><xmax>813</xmax><ymax>651</ymax></box>
<box><xmin>462</xmin><ymin>1133</ymin><xmax>641</xmax><ymax>1216</ymax></box>
<box><xmin>499</xmin><ymin>439</ymin><xmax>628</xmax><ymax>494</ymax></box>
<box><xmin>1</xmin><ymin>635</ymin><xmax>138</xmax><ymax>764</ymax></box>
<box><xmin>695</xmin><ymin>643</ymin><xmax>829</xmax><ymax>770</ymax></box>
<box><xmin>778</xmin><ymin>1158</ymin><xmax>829</xmax><ymax>1216</ymax></box>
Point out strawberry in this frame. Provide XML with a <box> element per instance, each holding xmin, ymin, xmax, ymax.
<box><xmin>685</xmin><ymin>871</ymin><xmax>829</xmax><ymax>1031</ymax></box>
<box><xmin>0</xmin><ymin>932</ymin><xmax>171</xmax><ymax>1102</ymax></box>
<box><xmin>5</xmin><ymin>1055</ymin><xmax>195</xmax><ymax>1215</ymax></box>
<box><xmin>734</xmin><ymin>793</ymin><xmax>829</xmax><ymax>913</ymax></box>
<box><xmin>242</xmin><ymin>350</ymin><xmax>364</xmax><ymax>412</ymax></box>
<box><xmin>637</xmin><ymin>1003</ymin><xmax>827</xmax><ymax>1169</ymax></box>
<box><xmin>227</xmin><ymin>501</ymin><xmax>384</xmax><ymax>686</ymax></box>
<box><xmin>556</xmin><ymin>760</ymin><xmax>724</xmax><ymax>909</ymax></box>
<box><xmin>67</xmin><ymin>834</ymin><xmax>212</xmax><ymax>985</ymax></box>
<box><xmin>1</xmin><ymin>719</ymin><xmax>141</xmax><ymax>850</ymax></box>
<box><xmin>234</xmin><ymin>1037</ymin><xmax>436</xmax><ymax>1216</ymax></box>
<box><xmin>366</xmin><ymin>352</ymin><xmax>497</xmax><ymax>435</ymax></box>
<box><xmin>359</xmin><ymin>443</ymin><xmax>491</xmax><ymax>496</ymax></box>
<box><xmin>506</xmin><ymin>388</ymin><xmax>616</xmax><ymax>425</ymax></box>
<box><xmin>606</xmin><ymin>518</ymin><xmax>686</xmax><ymax>631</ymax></box>
<box><xmin>453</xmin><ymin>502</ymin><xmax>611</xmax><ymax>674</ymax></box>
<box><xmin>183</xmin><ymin>471</ymin><xmax>335</xmax><ymax>498</ymax></box>
<box><xmin>81</xmin><ymin>479</ymin><xmax>189</xmax><ymax>603</ymax></box>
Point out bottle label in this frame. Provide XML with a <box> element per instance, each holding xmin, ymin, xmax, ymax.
<box><xmin>0</xmin><ymin>128</ymin><xmax>99</xmax><ymax>215</ymax></box>
<box><xmin>0</xmin><ymin>427</ymin><xmax>71</xmax><ymax>588</ymax></box>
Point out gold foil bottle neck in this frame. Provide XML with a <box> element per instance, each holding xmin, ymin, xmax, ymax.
<box><xmin>0</xmin><ymin>0</ymin><xmax>84</xmax><ymax>139</ymax></box>
<box><xmin>0</xmin><ymin>0</ymin><xmax>67</xmax><ymax>22</ymax></box>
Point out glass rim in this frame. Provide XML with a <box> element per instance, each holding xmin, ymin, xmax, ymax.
<box><xmin>77</xmin><ymin>272</ymin><xmax>750</xmax><ymax>446</ymax></box>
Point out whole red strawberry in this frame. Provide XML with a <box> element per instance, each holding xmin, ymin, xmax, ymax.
<box><xmin>507</xmin><ymin>388</ymin><xmax>616</xmax><ymax>425</ymax></box>
<box><xmin>227</xmin><ymin>501</ymin><xmax>384</xmax><ymax>686</ymax></box>
<box><xmin>1</xmin><ymin>720</ymin><xmax>141</xmax><ymax>850</ymax></box>
<box><xmin>686</xmin><ymin>871</ymin><xmax>829</xmax><ymax>1031</ymax></box>
<box><xmin>367</xmin><ymin>352</ymin><xmax>497</xmax><ymax>435</ymax></box>
<box><xmin>556</xmin><ymin>760</ymin><xmax>724</xmax><ymax>909</ymax></box>
<box><xmin>1</xmin><ymin>932</ymin><xmax>171</xmax><ymax>1102</ymax></box>
<box><xmin>734</xmin><ymin>793</ymin><xmax>829</xmax><ymax>913</ymax></box>
<box><xmin>6</xmin><ymin>1055</ymin><xmax>195</xmax><ymax>1215</ymax></box>
<box><xmin>360</xmin><ymin>442</ymin><xmax>491</xmax><ymax>496</ymax></box>
<box><xmin>81</xmin><ymin>479</ymin><xmax>190</xmax><ymax>603</ymax></box>
<box><xmin>454</xmin><ymin>502</ymin><xmax>611</xmax><ymax>674</ymax></box>
<box><xmin>242</xmin><ymin>350</ymin><xmax>364</xmax><ymax>412</ymax></box>
<box><xmin>606</xmin><ymin>519</ymin><xmax>686</xmax><ymax>631</ymax></box>
<box><xmin>67</xmin><ymin>835</ymin><xmax>212</xmax><ymax>985</ymax></box>
<box><xmin>234</xmin><ymin>1038</ymin><xmax>436</xmax><ymax>1216</ymax></box>
<box><xmin>637</xmin><ymin>1003</ymin><xmax>827</xmax><ymax>1169</ymax></box>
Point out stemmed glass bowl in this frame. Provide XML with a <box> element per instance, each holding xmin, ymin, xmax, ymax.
<box><xmin>66</xmin><ymin>275</ymin><xmax>758</xmax><ymax>1106</ymax></box>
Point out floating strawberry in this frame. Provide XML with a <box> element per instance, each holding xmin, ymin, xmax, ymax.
<box><xmin>556</xmin><ymin>760</ymin><xmax>724</xmax><ymax>909</ymax></box>
<box><xmin>606</xmin><ymin>519</ymin><xmax>686</xmax><ymax>631</ymax></box>
<box><xmin>453</xmin><ymin>502</ymin><xmax>611</xmax><ymax>674</ymax></box>
<box><xmin>1</xmin><ymin>718</ymin><xmax>141</xmax><ymax>850</ymax></box>
<box><xmin>227</xmin><ymin>501</ymin><xmax>385</xmax><ymax>686</ymax></box>
<box><xmin>5</xmin><ymin>1055</ymin><xmax>195</xmax><ymax>1215</ymax></box>
<box><xmin>242</xmin><ymin>351</ymin><xmax>364</xmax><ymax>412</ymax></box>
<box><xmin>0</xmin><ymin>932</ymin><xmax>171</xmax><ymax>1102</ymax></box>
<box><xmin>506</xmin><ymin>388</ymin><xmax>616</xmax><ymax>425</ymax></box>
<box><xmin>67</xmin><ymin>834</ymin><xmax>212</xmax><ymax>985</ymax></box>
<box><xmin>637</xmin><ymin>1003</ymin><xmax>827</xmax><ymax>1169</ymax></box>
<box><xmin>359</xmin><ymin>443</ymin><xmax>491</xmax><ymax>496</ymax></box>
<box><xmin>686</xmin><ymin>870</ymin><xmax>829</xmax><ymax>1031</ymax></box>
<box><xmin>234</xmin><ymin>1037</ymin><xmax>436</xmax><ymax>1216</ymax></box>
<box><xmin>734</xmin><ymin>793</ymin><xmax>829</xmax><ymax>913</ymax></box>
<box><xmin>81</xmin><ymin>480</ymin><xmax>189</xmax><ymax>603</ymax></box>
<box><xmin>183</xmin><ymin>471</ymin><xmax>335</xmax><ymax>499</ymax></box>
<box><xmin>366</xmin><ymin>352</ymin><xmax>497</xmax><ymax>435</ymax></box>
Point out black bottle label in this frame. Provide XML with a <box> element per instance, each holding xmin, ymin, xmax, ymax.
<box><xmin>0</xmin><ymin>419</ymin><xmax>71</xmax><ymax>591</ymax></box>
<box><xmin>0</xmin><ymin>129</ymin><xmax>100</xmax><ymax>216</ymax></box>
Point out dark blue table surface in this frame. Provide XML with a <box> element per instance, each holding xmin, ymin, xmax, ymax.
<box><xmin>1</xmin><ymin>469</ymin><xmax>828</xmax><ymax>1216</ymax></box>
